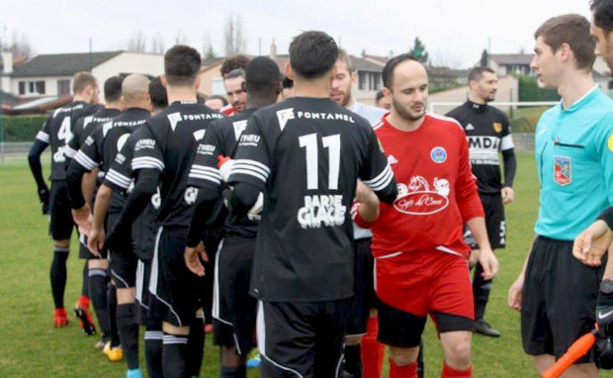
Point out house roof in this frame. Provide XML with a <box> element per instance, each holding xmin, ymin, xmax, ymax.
<box><xmin>362</xmin><ymin>54</ymin><xmax>389</xmax><ymax>65</ymax></box>
<box><xmin>0</xmin><ymin>89</ymin><xmax>20</xmax><ymax>106</ymax></box>
<box><xmin>489</xmin><ymin>54</ymin><xmax>533</xmax><ymax>65</ymax></box>
<box><xmin>8</xmin><ymin>51</ymin><xmax>123</xmax><ymax>78</ymax></box>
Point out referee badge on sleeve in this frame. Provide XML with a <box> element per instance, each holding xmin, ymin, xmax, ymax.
<box><xmin>554</xmin><ymin>155</ymin><xmax>571</xmax><ymax>186</ymax></box>
<box><xmin>607</xmin><ymin>133</ymin><xmax>613</xmax><ymax>153</ymax></box>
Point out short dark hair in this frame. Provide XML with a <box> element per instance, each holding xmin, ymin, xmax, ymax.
<box><xmin>225</xmin><ymin>68</ymin><xmax>246</xmax><ymax>81</ymax></box>
<box><xmin>468</xmin><ymin>66</ymin><xmax>495</xmax><ymax>83</ymax></box>
<box><xmin>376</xmin><ymin>89</ymin><xmax>385</xmax><ymax>102</ymax></box>
<box><xmin>337</xmin><ymin>48</ymin><xmax>355</xmax><ymax>73</ymax></box>
<box><xmin>591</xmin><ymin>0</ymin><xmax>613</xmax><ymax>34</ymax></box>
<box><xmin>104</xmin><ymin>76</ymin><xmax>123</xmax><ymax>103</ymax></box>
<box><xmin>73</xmin><ymin>71</ymin><xmax>97</xmax><ymax>94</ymax></box>
<box><xmin>148</xmin><ymin>76</ymin><xmax>168</xmax><ymax>110</ymax></box>
<box><xmin>282</xmin><ymin>76</ymin><xmax>294</xmax><ymax>89</ymax></box>
<box><xmin>534</xmin><ymin>14</ymin><xmax>595</xmax><ymax>72</ymax></box>
<box><xmin>289</xmin><ymin>31</ymin><xmax>338</xmax><ymax>79</ymax></box>
<box><xmin>382</xmin><ymin>53</ymin><xmax>419</xmax><ymax>88</ymax></box>
<box><xmin>245</xmin><ymin>56</ymin><xmax>282</xmax><ymax>95</ymax></box>
<box><xmin>164</xmin><ymin>45</ymin><xmax>201</xmax><ymax>87</ymax></box>
<box><xmin>207</xmin><ymin>94</ymin><xmax>228</xmax><ymax>106</ymax></box>
<box><xmin>221</xmin><ymin>54</ymin><xmax>251</xmax><ymax>77</ymax></box>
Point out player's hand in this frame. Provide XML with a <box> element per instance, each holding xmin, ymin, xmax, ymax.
<box><xmin>38</xmin><ymin>186</ymin><xmax>50</xmax><ymax>215</ymax></box>
<box><xmin>72</xmin><ymin>204</ymin><xmax>92</xmax><ymax>236</ymax></box>
<box><xmin>508</xmin><ymin>275</ymin><xmax>524</xmax><ymax>311</ymax></box>
<box><xmin>87</xmin><ymin>227</ymin><xmax>105</xmax><ymax>257</ymax></box>
<box><xmin>501</xmin><ymin>186</ymin><xmax>515</xmax><ymax>205</ymax></box>
<box><xmin>217</xmin><ymin>155</ymin><xmax>234</xmax><ymax>183</ymax></box>
<box><xmin>478</xmin><ymin>247</ymin><xmax>499</xmax><ymax>280</ymax></box>
<box><xmin>355</xmin><ymin>181</ymin><xmax>377</xmax><ymax>205</ymax></box>
<box><xmin>468</xmin><ymin>249</ymin><xmax>480</xmax><ymax>269</ymax></box>
<box><xmin>184</xmin><ymin>241</ymin><xmax>208</xmax><ymax>277</ymax></box>
<box><xmin>573</xmin><ymin>220</ymin><xmax>613</xmax><ymax>267</ymax></box>
<box><xmin>597</xmin><ymin>292</ymin><xmax>613</xmax><ymax>337</ymax></box>
<box><xmin>248</xmin><ymin>192</ymin><xmax>264</xmax><ymax>216</ymax></box>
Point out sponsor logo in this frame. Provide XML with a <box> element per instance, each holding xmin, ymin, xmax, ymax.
<box><xmin>196</xmin><ymin>144</ymin><xmax>215</xmax><ymax>155</ymax></box>
<box><xmin>232</xmin><ymin>120</ymin><xmax>248</xmax><ymax>140</ymax></box>
<box><xmin>493</xmin><ymin>122</ymin><xmax>502</xmax><ymax>133</ymax></box>
<box><xmin>554</xmin><ymin>155</ymin><xmax>572</xmax><ymax>186</ymax></box>
<box><xmin>184</xmin><ymin>187</ymin><xmax>199</xmax><ymax>205</ymax></box>
<box><xmin>193</xmin><ymin>129</ymin><xmax>206</xmax><ymax>141</ymax></box>
<box><xmin>115</xmin><ymin>153</ymin><xmax>126</xmax><ymax>165</ymax></box>
<box><xmin>277</xmin><ymin>108</ymin><xmax>295</xmax><ymax>131</ymax></box>
<box><xmin>135</xmin><ymin>139</ymin><xmax>156</xmax><ymax>151</ymax></box>
<box><xmin>297</xmin><ymin>194</ymin><xmax>346</xmax><ymax>229</ymax></box>
<box><xmin>467</xmin><ymin>136</ymin><xmax>500</xmax><ymax>150</ymax></box>
<box><xmin>393</xmin><ymin>176</ymin><xmax>450</xmax><ymax>215</ymax></box>
<box><xmin>430</xmin><ymin>147</ymin><xmax>447</xmax><ymax>163</ymax></box>
<box><xmin>238</xmin><ymin>133</ymin><xmax>260</xmax><ymax>147</ymax></box>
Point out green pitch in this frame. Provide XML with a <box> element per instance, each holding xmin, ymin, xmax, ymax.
<box><xmin>0</xmin><ymin>154</ymin><xmax>611</xmax><ymax>377</ymax></box>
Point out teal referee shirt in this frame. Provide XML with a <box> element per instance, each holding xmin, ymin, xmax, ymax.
<box><xmin>535</xmin><ymin>85</ymin><xmax>613</xmax><ymax>241</ymax></box>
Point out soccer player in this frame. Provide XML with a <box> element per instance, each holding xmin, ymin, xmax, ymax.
<box><xmin>220</xmin><ymin>30</ymin><xmax>397</xmax><ymax>377</ymax></box>
<box><xmin>184</xmin><ymin>56</ymin><xmax>282</xmax><ymax>378</ymax></box>
<box><xmin>281</xmin><ymin>76</ymin><xmax>294</xmax><ymax>100</ymax></box>
<box><xmin>354</xmin><ymin>54</ymin><xmax>499</xmax><ymax>378</ymax></box>
<box><xmin>224</xmin><ymin>69</ymin><xmax>247</xmax><ymax>114</ymax></box>
<box><xmin>92</xmin><ymin>45</ymin><xmax>223</xmax><ymax>378</ymax></box>
<box><xmin>507</xmin><ymin>14</ymin><xmax>613</xmax><ymax>377</ymax></box>
<box><xmin>205</xmin><ymin>95</ymin><xmax>228</xmax><ymax>112</ymax></box>
<box><xmin>28</xmin><ymin>71</ymin><xmax>100</xmax><ymax>327</ymax></box>
<box><xmin>375</xmin><ymin>90</ymin><xmax>391</xmax><ymax>110</ymax></box>
<box><xmin>68</xmin><ymin>74</ymin><xmax>152</xmax><ymax>372</ymax></box>
<box><xmin>330</xmin><ymin>48</ymin><xmax>390</xmax><ymax>378</ymax></box>
<box><xmin>220</xmin><ymin>54</ymin><xmax>251</xmax><ymax>116</ymax></box>
<box><xmin>446</xmin><ymin>67</ymin><xmax>517</xmax><ymax>338</ymax></box>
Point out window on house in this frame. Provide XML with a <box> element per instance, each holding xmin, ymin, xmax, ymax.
<box><xmin>212</xmin><ymin>77</ymin><xmax>225</xmax><ymax>95</ymax></box>
<box><xmin>358</xmin><ymin>72</ymin><xmax>368</xmax><ymax>90</ymax></box>
<box><xmin>21</xmin><ymin>80</ymin><xmax>46</xmax><ymax>95</ymax></box>
<box><xmin>58</xmin><ymin>80</ymin><xmax>70</xmax><ymax>96</ymax></box>
<box><xmin>19</xmin><ymin>81</ymin><xmax>25</xmax><ymax>95</ymax></box>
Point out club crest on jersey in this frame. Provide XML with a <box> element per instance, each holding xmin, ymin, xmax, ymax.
<box><xmin>168</xmin><ymin>112</ymin><xmax>182</xmax><ymax>130</ymax></box>
<box><xmin>554</xmin><ymin>155</ymin><xmax>572</xmax><ymax>186</ymax></box>
<box><xmin>430</xmin><ymin>147</ymin><xmax>447</xmax><ymax>163</ymax></box>
<box><xmin>277</xmin><ymin>108</ymin><xmax>295</xmax><ymax>131</ymax></box>
<box><xmin>393</xmin><ymin>176</ymin><xmax>450</xmax><ymax>215</ymax></box>
<box><xmin>493</xmin><ymin>122</ymin><xmax>502</xmax><ymax>133</ymax></box>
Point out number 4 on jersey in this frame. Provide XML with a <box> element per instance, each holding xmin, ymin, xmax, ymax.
<box><xmin>299</xmin><ymin>133</ymin><xmax>340</xmax><ymax>190</ymax></box>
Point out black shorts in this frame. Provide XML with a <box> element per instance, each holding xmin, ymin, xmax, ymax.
<box><xmin>149</xmin><ymin>226</ymin><xmax>204</xmax><ymax>327</ymax></box>
<box><xmin>212</xmin><ymin>236</ymin><xmax>257</xmax><ymax>355</ymax></box>
<box><xmin>257</xmin><ymin>299</ymin><xmax>350</xmax><ymax>378</ymax></box>
<box><xmin>49</xmin><ymin>180</ymin><xmax>75</xmax><ymax>241</ymax></box>
<box><xmin>110</xmin><ymin>249</ymin><xmax>137</xmax><ymax>289</ymax></box>
<box><xmin>377</xmin><ymin>300</ymin><xmax>473</xmax><ymax>348</ymax></box>
<box><xmin>464</xmin><ymin>193</ymin><xmax>506</xmax><ymax>250</ymax></box>
<box><xmin>135</xmin><ymin>259</ymin><xmax>162</xmax><ymax>326</ymax></box>
<box><xmin>346</xmin><ymin>237</ymin><xmax>377</xmax><ymax>337</ymax></box>
<box><xmin>521</xmin><ymin>236</ymin><xmax>604</xmax><ymax>363</ymax></box>
<box><xmin>78</xmin><ymin>232</ymin><xmax>102</xmax><ymax>260</ymax></box>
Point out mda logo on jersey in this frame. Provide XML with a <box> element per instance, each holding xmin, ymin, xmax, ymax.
<box><xmin>554</xmin><ymin>155</ymin><xmax>572</xmax><ymax>186</ymax></box>
<box><xmin>430</xmin><ymin>147</ymin><xmax>447</xmax><ymax>163</ymax></box>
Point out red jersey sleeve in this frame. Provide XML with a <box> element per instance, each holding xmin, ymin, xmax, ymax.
<box><xmin>455</xmin><ymin>132</ymin><xmax>484</xmax><ymax>221</ymax></box>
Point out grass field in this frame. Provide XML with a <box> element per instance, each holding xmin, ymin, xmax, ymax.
<box><xmin>0</xmin><ymin>154</ymin><xmax>611</xmax><ymax>377</ymax></box>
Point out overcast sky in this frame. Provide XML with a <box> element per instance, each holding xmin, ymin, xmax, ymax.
<box><xmin>1</xmin><ymin>0</ymin><xmax>593</xmax><ymax>68</ymax></box>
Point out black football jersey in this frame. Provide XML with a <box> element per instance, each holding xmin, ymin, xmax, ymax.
<box><xmin>65</xmin><ymin>108</ymin><xmax>121</xmax><ymax>161</ymax></box>
<box><xmin>75</xmin><ymin>108</ymin><xmax>151</xmax><ymax>213</ymax></box>
<box><xmin>35</xmin><ymin>101</ymin><xmax>100</xmax><ymax>180</ymax></box>
<box><xmin>104</xmin><ymin>101</ymin><xmax>224</xmax><ymax>227</ymax></box>
<box><xmin>228</xmin><ymin>97</ymin><xmax>397</xmax><ymax>302</ymax></box>
<box><xmin>446</xmin><ymin>101</ymin><xmax>514</xmax><ymax>193</ymax></box>
<box><xmin>187</xmin><ymin>109</ymin><xmax>257</xmax><ymax>238</ymax></box>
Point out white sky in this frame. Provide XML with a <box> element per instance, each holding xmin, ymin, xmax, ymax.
<box><xmin>1</xmin><ymin>0</ymin><xmax>592</xmax><ymax>68</ymax></box>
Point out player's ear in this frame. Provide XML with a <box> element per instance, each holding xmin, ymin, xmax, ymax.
<box><xmin>241</xmin><ymin>80</ymin><xmax>247</xmax><ymax>92</ymax></box>
<box><xmin>329</xmin><ymin>65</ymin><xmax>338</xmax><ymax>82</ymax></box>
<box><xmin>382</xmin><ymin>87</ymin><xmax>392</xmax><ymax>98</ymax></box>
<box><xmin>194</xmin><ymin>75</ymin><xmax>201</xmax><ymax>90</ymax></box>
<box><xmin>285</xmin><ymin>62</ymin><xmax>294</xmax><ymax>81</ymax></box>
<box><xmin>161</xmin><ymin>75</ymin><xmax>168</xmax><ymax>88</ymax></box>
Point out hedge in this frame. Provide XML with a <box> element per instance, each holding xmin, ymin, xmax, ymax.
<box><xmin>517</xmin><ymin>75</ymin><xmax>560</xmax><ymax>102</ymax></box>
<box><xmin>0</xmin><ymin>115</ymin><xmax>47</xmax><ymax>142</ymax></box>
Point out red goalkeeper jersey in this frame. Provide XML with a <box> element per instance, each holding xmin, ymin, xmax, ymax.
<box><xmin>355</xmin><ymin>113</ymin><xmax>484</xmax><ymax>259</ymax></box>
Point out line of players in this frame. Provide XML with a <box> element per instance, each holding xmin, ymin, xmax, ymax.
<box><xmin>28</xmin><ymin>32</ymin><xmax>519</xmax><ymax>378</ymax></box>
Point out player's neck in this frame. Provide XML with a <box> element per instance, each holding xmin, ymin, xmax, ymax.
<box><xmin>72</xmin><ymin>94</ymin><xmax>89</xmax><ymax>103</ymax></box>
<box><xmin>557</xmin><ymin>72</ymin><xmax>595</xmax><ymax>110</ymax></box>
<box><xmin>344</xmin><ymin>97</ymin><xmax>356</xmax><ymax>110</ymax></box>
<box><xmin>105</xmin><ymin>102</ymin><xmax>122</xmax><ymax>111</ymax></box>
<box><xmin>166</xmin><ymin>86</ymin><xmax>197</xmax><ymax>104</ymax></box>
<box><xmin>468</xmin><ymin>94</ymin><xmax>486</xmax><ymax>105</ymax></box>
<box><xmin>386</xmin><ymin>112</ymin><xmax>425</xmax><ymax>132</ymax></box>
<box><xmin>292</xmin><ymin>80</ymin><xmax>331</xmax><ymax>99</ymax></box>
<box><xmin>247</xmin><ymin>94</ymin><xmax>277</xmax><ymax>109</ymax></box>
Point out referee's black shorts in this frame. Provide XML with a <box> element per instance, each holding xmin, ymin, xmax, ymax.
<box><xmin>521</xmin><ymin>235</ymin><xmax>604</xmax><ymax>363</ymax></box>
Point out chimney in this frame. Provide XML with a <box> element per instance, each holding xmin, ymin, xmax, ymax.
<box><xmin>2</xmin><ymin>51</ymin><xmax>13</xmax><ymax>74</ymax></box>
<box><xmin>270</xmin><ymin>39</ymin><xmax>277</xmax><ymax>60</ymax></box>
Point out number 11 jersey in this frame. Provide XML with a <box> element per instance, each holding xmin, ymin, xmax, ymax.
<box><xmin>229</xmin><ymin>97</ymin><xmax>397</xmax><ymax>302</ymax></box>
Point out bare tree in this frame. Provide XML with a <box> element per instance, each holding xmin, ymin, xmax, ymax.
<box><xmin>174</xmin><ymin>31</ymin><xmax>187</xmax><ymax>46</ymax></box>
<box><xmin>224</xmin><ymin>14</ymin><xmax>247</xmax><ymax>55</ymax></box>
<box><xmin>0</xmin><ymin>30</ymin><xmax>33</xmax><ymax>60</ymax></box>
<box><xmin>150</xmin><ymin>33</ymin><xmax>165</xmax><ymax>54</ymax></box>
<box><xmin>430</xmin><ymin>48</ymin><xmax>463</xmax><ymax>69</ymax></box>
<box><xmin>127</xmin><ymin>31</ymin><xmax>147</xmax><ymax>52</ymax></box>
<box><xmin>202</xmin><ymin>32</ymin><xmax>216</xmax><ymax>61</ymax></box>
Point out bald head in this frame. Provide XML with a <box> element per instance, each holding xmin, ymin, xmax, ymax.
<box><xmin>382</xmin><ymin>54</ymin><xmax>429</xmax><ymax>122</ymax></box>
<box><xmin>122</xmin><ymin>74</ymin><xmax>151</xmax><ymax>109</ymax></box>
